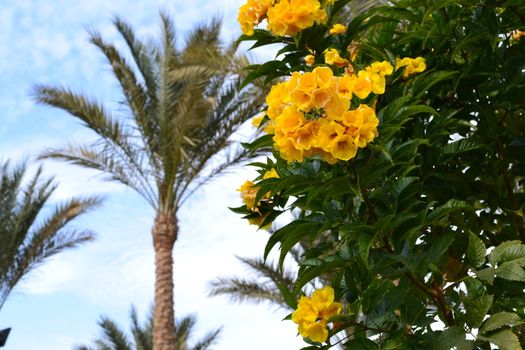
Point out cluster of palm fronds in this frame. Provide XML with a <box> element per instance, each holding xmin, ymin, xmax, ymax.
<box><xmin>0</xmin><ymin>160</ymin><xmax>102</xmax><ymax>311</ymax></box>
<box><xmin>76</xmin><ymin>307</ymin><xmax>220</xmax><ymax>350</ymax></box>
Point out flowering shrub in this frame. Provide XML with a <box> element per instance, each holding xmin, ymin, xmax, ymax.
<box><xmin>234</xmin><ymin>0</ymin><xmax>525</xmax><ymax>349</ymax></box>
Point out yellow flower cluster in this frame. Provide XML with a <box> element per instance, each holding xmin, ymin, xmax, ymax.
<box><xmin>238</xmin><ymin>169</ymin><xmax>279</xmax><ymax>226</ymax></box>
<box><xmin>396</xmin><ymin>57</ymin><xmax>426</xmax><ymax>78</ymax></box>
<box><xmin>292</xmin><ymin>286</ymin><xmax>342</xmax><ymax>343</ymax></box>
<box><xmin>238</xmin><ymin>0</ymin><xmax>329</xmax><ymax>37</ymax></box>
<box><xmin>238</xmin><ymin>0</ymin><xmax>274</xmax><ymax>36</ymax></box>
<box><xmin>264</xmin><ymin>63</ymin><xmax>393</xmax><ymax>163</ymax></box>
<box><xmin>329</xmin><ymin>23</ymin><xmax>346</xmax><ymax>35</ymax></box>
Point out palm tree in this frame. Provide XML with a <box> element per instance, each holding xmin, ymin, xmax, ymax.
<box><xmin>0</xmin><ymin>159</ymin><xmax>102</xmax><ymax>313</ymax></box>
<box><xmin>75</xmin><ymin>307</ymin><xmax>220</xmax><ymax>350</ymax></box>
<box><xmin>32</xmin><ymin>13</ymin><xmax>265</xmax><ymax>350</ymax></box>
<box><xmin>208</xmin><ymin>255</ymin><xmax>299</xmax><ymax>311</ymax></box>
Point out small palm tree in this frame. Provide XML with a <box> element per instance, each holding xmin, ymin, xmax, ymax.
<box><xmin>33</xmin><ymin>13</ymin><xmax>265</xmax><ymax>350</ymax></box>
<box><xmin>208</xmin><ymin>255</ymin><xmax>298</xmax><ymax>310</ymax></box>
<box><xmin>75</xmin><ymin>307</ymin><xmax>220</xmax><ymax>350</ymax></box>
<box><xmin>0</xmin><ymin>159</ymin><xmax>102</xmax><ymax>312</ymax></box>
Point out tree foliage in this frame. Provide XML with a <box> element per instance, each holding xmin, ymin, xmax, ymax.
<box><xmin>75</xmin><ymin>306</ymin><xmax>221</xmax><ymax>350</ymax></box>
<box><xmin>234</xmin><ymin>0</ymin><xmax>525</xmax><ymax>348</ymax></box>
<box><xmin>0</xmin><ymin>160</ymin><xmax>102</xmax><ymax>312</ymax></box>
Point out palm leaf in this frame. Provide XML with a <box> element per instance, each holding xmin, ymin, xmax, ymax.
<box><xmin>0</xmin><ymin>160</ymin><xmax>101</xmax><ymax>311</ymax></box>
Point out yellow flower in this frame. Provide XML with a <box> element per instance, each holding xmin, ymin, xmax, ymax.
<box><xmin>290</xmin><ymin>89</ymin><xmax>314</xmax><ymax>112</ymax></box>
<box><xmin>267</xmin><ymin>0</ymin><xmax>327</xmax><ymax>36</ymax></box>
<box><xmin>396</xmin><ymin>57</ymin><xmax>426</xmax><ymax>78</ymax></box>
<box><xmin>304</xmin><ymin>54</ymin><xmax>315</xmax><ymax>65</ymax></box>
<box><xmin>311</xmin><ymin>88</ymin><xmax>332</xmax><ymax>109</ymax></box>
<box><xmin>351</xmin><ymin>104</ymin><xmax>379</xmax><ymax>148</ymax></box>
<box><xmin>311</xmin><ymin>286</ymin><xmax>343</xmax><ymax>319</ymax></box>
<box><xmin>330</xmin><ymin>134</ymin><xmax>357</xmax><ymax>160</ymax></box>
<box><xmin>266</xmin><ymin>81</ymin><xmax>289</xmax><ymax>120</ymax></box>
<box><xmin>263</xmin><ymin>168</ymin><xmax>279</xmax><ymax>179</ymax></box>
<box><xmin>292</xmin><ymin>296</ymin><xmax>317</xmax><ymax>324</ymax></box>
<box><xmin>275</xmin><ymin>137</ymin><xmax>304</xmax><ymax>163</ymax></box>
<box><xmin>275</xmin><ymin>106</ymin><xmax>307</xmax><ymax>133</ymax></box>
<box><xmin>293</xmin><ymin>120</ymin><xmax>319</xmax><ymax>150</ymax></box>
<box><xmin>324</xmin><ymin>94</ymin><xmax>350</xmax><ymax>121</ymax></box>
<box><xmin>329</xmin><ymin>23</ymin><xmax>347</xmax><ymax>35</ymax></box>
<box><xmin>291</xmin><ymin>286</ymin><xmax>342</xmax><ymax>343</ymax></box>
<box><xmin>315</xmin><ymin>119</ymin><xmax>345</xmax><ymax>152</ymax></box>
<box><xmin>237</xmin><ymin>180</ymin><xmax>258</xmax><ymax>210</ymax></box>
<box><xmin>313</xmin><ymin>66</ymin><xmax>334</xmax><ymax>89</ymax></box>
<box><xmin>366</xmin><ymin>61</ymin><xmax>394</xmax><ymax>76</ymax></box>
<box><xmin>252</xmin><ymin>114</ymin><xmax>265</xmax><ymax>128</ymax></box>
<box><xmin>311</xmin><ymin>285</ymin><xmax>335</xmax><ymax>310</ymax></box>
<box><xmin>297</xmin><ymin>71</ymin><xmax>319</xmax><ymax>91</ymax></box>
<box><xmin>352</xmin><ymin>70</ymin><xmax>373</xmax><ymax>99</ymax></box>
<box><xmin>324</xmin><ymin>48</ymin><xmax>348</xmax><ymax>67</ymax></box>
<box><xmin>368</xmin><ymin>72</ymin><xmax>386</xmax><ymax>95</ymax></box>
<box><xmin>299</xmin><ymin>321</ymin><xmax>329</xmax><ymax>343</ymax></box>
<box><xmin>336</xmin><ymin>74</ymin><xmax>354</xmax><ymax>99</ymax></box>
<box><xmin>238</xmin><ymin>0</ymin><xmax>274</xmax><ymax>36</ymax></box>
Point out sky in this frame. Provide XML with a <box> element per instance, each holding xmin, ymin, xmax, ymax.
<box><xmin>0</xmin><ymin>1</ymin><xmax>305</xmax><ymax>349</ymax></box>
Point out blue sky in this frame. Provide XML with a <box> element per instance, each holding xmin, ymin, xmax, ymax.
<box><xmin>0</xmin><ymin>1</ymin><xmax>303</xmax><ymax>349</ymax></box>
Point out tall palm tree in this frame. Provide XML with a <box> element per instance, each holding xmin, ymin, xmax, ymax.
<box><xmin>0</xmin><ymin>159</ymin><xmax>102</xmax><ymax>312</ymax></box>
<box><xmin>32</xmin><ymin>13</ymin><xmax>265</xmax><ymax>350</ymax></box>
<box><xmin>75</xmin><ymin>307</ymin><xmax>220</xmax><ymax>350</ymax></box>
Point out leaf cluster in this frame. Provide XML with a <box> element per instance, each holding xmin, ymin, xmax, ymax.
<box><xmin>236</xmin><ymin>0</ymin><xmax>525</xmax><ymax>348</ymax></box>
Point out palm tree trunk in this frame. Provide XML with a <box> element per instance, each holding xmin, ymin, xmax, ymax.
<box><xmin>152</xmin><ymin>212</ymin><xmax>178</xmax><ymax>350</ymax></box>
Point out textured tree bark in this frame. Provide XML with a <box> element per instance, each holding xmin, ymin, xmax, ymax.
<box><xmin>152</xmin><ymin>212</ymin><xmax>178</xmax><ymax>350</ymax></box>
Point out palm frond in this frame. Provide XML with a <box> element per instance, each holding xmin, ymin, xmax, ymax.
<box><xmin>88</xmin><ymin>29</ymin><xmax>159</xmax><ymax>162</ymax></box>
<box><xmin>0</xmin><ymin>160</ymin><xmax>101</xmax><ymax>311</ymax></box>
<box><xmin>130</xmin><ymin>306</ymin><xmax>152</xmax><ymax>350</ymax></box>
<box><xmin>98</xmin><ymin>317</ymin><xmax>133</xmax><ymax>350</ymax></box>
<box><xmin>77</xmin><ymin>306</ymin><xmax>221</xmax><ymax>350</ymax></box>
<box><xmin>112</xmin><ymin>17</ymin><xmax>159</xmax><ymax>110</ymax></box>
<box><xmin>191</xmin><ymin>327</ymin><xmax>221</xmax><ymax>350</ymax></box>
<box><xmin>33</xmin><ymin>86</ymin><xmax>123</xmax><ymax>142</ymax></box>
<box><xmin>39</xmin><ymin>143</ymin><xmax>157</xmax><ymax>207</ymax></box>
<box><xmin>183</xmin><ymin>16</ymin><xmax>222</xmax><ymax>53</ymax></box>
<box><xmin>174</xmin><ymin>315</ymin><xmax>195</xmax><ymax>350</ymax></box>
<box><xmin>208</xmin><ymin>277</ymin><xmax>287</xmax><ymax>308</ymax></box>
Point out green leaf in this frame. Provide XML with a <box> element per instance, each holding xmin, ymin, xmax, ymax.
<box><xmin>275</xmin><ymin>281</ymin><xmax>297</xmax><ymax>309</ymax></box>
<box><xmin>441</xmin><ymin>138</ymin><xmax>482</xmax><ymax>156</ymax></box>
<box><xmin>464</xmin><ymin>294</ymin><xmax>493</xmax><ymax>328</ymax></box>
<box><xmin>434</xmin><ymin>326</ymin><xmax>473</xmax><ymax>350</ymax></box>
<box><xmin>241</xmin><ymin>134</ymin><xmax>274</xmax><ymax>152</ymax></box>
<box><xmin>343</xmin><ymin>338</ymin><xmax>379</xmax><ymax>350</ymax></box>
<box><xmin>409</xmin><ymin>71</ymin><xmax>460</xmax><ymax>99</ymax></box>
<box><xmin>390</xmin><ymin>176</ymin><xmax>418</xmax><ymax>200</ymax></box>
<box><xmin>480</xmin><ymin>329</ymin><xmax>522</xmax><ymax>350</ymax></box>
<box><xmin>467</xmin><ymin>232</ymin><xmax>486</xmax><ymax>268</ymax></box>
<box><xmin>425</xmin><ymin>199</ymin><xmax>471</xmax><ymax>224</ymax></box>
<box><xmin>228</xmin><ymin>205</ymin><xmax>251</xmax><ymax>215</ymax></box>
<box><xmin>395</xmin><ymin>105</ymin><xmax>438</xmax><ymax>120</ymax></box>
<box><xmin>476</xmin><ymin>267</ymin><xmax>496</xmax><ymax>284</ymax></box>
<box><xmin>488</xmin><ymin>241</ymin><xmax>525</xmax><ymax>266</ymax></box>
<box><xmin>496</xmin><ymin>261</ymin><xmax>525</xmax><ymax>282</ymax></box>
<box><xmin>480</xmin><ymin>312</ymin><xmax>522</xmax><ymax>335</ymax></box>
<box><xmin>264</xmin><ymin>221</ymin><xmax>321</xmax><ymax>260</ymax></box>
